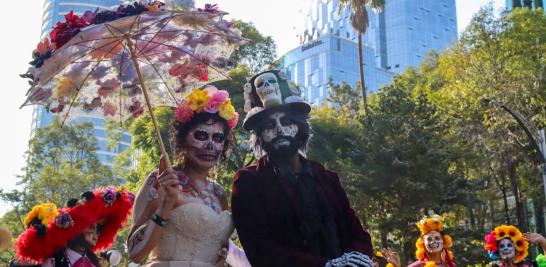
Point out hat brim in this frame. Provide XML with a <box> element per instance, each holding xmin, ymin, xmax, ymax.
<box><xmin>0</xmin><ymin>227</ymin><xmax>12</xmax><ymax>252</ymax></box>
<box><xmin>243</xmin><ymin>102</ymin><xmax>311</xmax><ymax>131</ymax></box>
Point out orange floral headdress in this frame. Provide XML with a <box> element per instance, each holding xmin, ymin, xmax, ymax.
<box><xmin>415</xmin><ymin>215</ymin><xmax>455</xmax><ymax>267</ymax></box>
<box><xmin>484</xmin><ymin>225</ymin><xmax>528</xmax><ymax>263</ymax></box>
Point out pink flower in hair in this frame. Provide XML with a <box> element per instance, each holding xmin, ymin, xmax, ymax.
<box><xmin>204</xmin><ymin>102</ymin><xmax>219</xmax><ymax>113</ymax></box>
<box><xmin>485</xmin><ymin>231</ymin><xmax>497</xmax><ymax>243</ymax></box>
<box><xmin>209</xmin><ymin>90</ymin><xmax>229</xmax><ymax>105</ymax></box>
<box><xmin>227</xmin><ymin>112</ymin><xmax>239</xmax><ymax>129</ymax></box>
<box><xmin>175</xmin><ymin>100</ymin><xmax>194</xmax><ymax>123</ymax></box>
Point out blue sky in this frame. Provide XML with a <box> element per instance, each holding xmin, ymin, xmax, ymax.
<box><xmin>0</xmin><ymin>0</ymin><xmax>505</xmax><ymax>215</ymax></box>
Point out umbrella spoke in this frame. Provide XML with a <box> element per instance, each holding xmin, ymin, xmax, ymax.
<box><xmin>136</xmin><ymin>15</ymin><xmax>176</xmax><ymax>56</ymax></box>
<box><xmin>133</xmin><ymin>40</ymin><xmax>179</xmax><ymax>106</ymax></box>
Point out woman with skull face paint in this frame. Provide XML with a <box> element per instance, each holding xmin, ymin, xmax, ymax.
<box><xmin>127</xmin><ymin>87</ymin><xmax>250</xmax><ymax>267</ymax></box>
<box><xmin>408</xmin><ymin>215</ymin><xmax>456</xmax><ymax>267</ymax></box>
<box><xmin>484</xmin><ymin>225</ymin><xmax>546</xmax><ymax>267</ymax></box>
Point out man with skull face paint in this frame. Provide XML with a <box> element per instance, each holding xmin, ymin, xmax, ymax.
<box><xmin>484</xmin><ymin>225</ymin><xmax>546</xmax><ymax>267</ymax></box>
<box><xmin>231</xmin><ymin>70</ymin><xmax>374</xmax><ymax>267</ymax></box>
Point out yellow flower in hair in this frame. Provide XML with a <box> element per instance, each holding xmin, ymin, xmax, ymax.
<box><xmin>506</xmin><ymin>225</ymin><xmax>522</xmax><ymax>239</ymax></box>
<box><xmin>494</xmin><ymin>225</ymin><xmax>523</xmax><ymax>241</ymax></box>
<box><xmin>218</xmin><ymin>99</ymin><xmax>236</xmax><ymax>120</ymax></box>
<box><xmin>187</xmin><ymin>89</ymin><xmax>210</xmax><ymax>112</ymax></box>
<box><xmin>425</xmin><ymin>261</ymin><xmax>437</xmax><ymax>267</ymax></box>
<box><xmin>416</xmin><ymin>215</ymin><xmax>444</xmax><ymax>235</ymax></box>
<box><xmin>515</xmin><ymin>249</ymin><xmax>529</xmax><ymax>263</ymax></box>
<box><xmin>23</xmin><ymin>203</ymin><xmax>58</xmax><ymax>227</ymax></box>
<box><xmin>514</xmin><ymin>237</ymin><xmax>529</xmax><ymax>252</ymax></box>
<box><xmin>386</xmin><ymin>264</ymin><xmax>395</xmax><ymax>267</ymax></box>
<box><xmin>415</xmin><ymin>238</ymin><xmax>426</xmax><ymax>260</ymax></box>
<box><xmin>443</xmin><ymin>234</ymin><xmax>453</xmax><ymax>248</ymax></box>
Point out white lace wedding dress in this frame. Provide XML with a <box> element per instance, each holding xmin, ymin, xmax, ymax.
<box><xmin>145</xmin><ymin>202</ymin><xmax>234</xmax><ymax>267</ymax></box>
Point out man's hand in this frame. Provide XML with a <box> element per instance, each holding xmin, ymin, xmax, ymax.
<box><xmin>325</xmin><ymin>252</ymin><xmax>373</xmax><ymax>267</ymax></box>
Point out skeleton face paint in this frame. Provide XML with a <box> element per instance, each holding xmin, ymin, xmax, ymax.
<box><xmin>254</xmin><ymin>72</ymin><xmax>283</xmax><ymax>108</ymax></box>
<box><xmin>260</xmin><ymin>112</ymin><xmax>298</xmax><ymax>143</ymax></box>
<box><xmin>423</xmin><ymin>231</ymin><xmax>444</xmax><ymax>254</ymax></box>
<box><xmin>184</xmin><ymin>120</ymin><xmax>226</xmax><ymax>170</ymax></box>
<box><xmin>259</xmin><ymin>111</ymin><xmax>300</xmax><ymax>159</ymax></box>
<box><xmin>499</xmin><ymin>238</ymin><xmax>516</xmax><ymax>261</ymax></box>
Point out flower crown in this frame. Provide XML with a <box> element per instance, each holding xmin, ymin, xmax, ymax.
<box><xmin>415</xmin><ymin>215</ymin><xmax>454</xmax><ymax>266</ymax></box>
<box><xmin>417</xmin><ymin>214</ymin><xmax>444</xmax><ymax>235</ymax></box>
<box><xmin>484</xmin><ymin>225</ymin><xmax>529</xmax><ymax>263</ymax></box>
<box><xmin>175</xmin><ymin>86</ymin><xmax>239</xmax><ymax>129</ymax></box>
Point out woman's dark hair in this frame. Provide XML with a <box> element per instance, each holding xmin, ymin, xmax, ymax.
<box><xmin>170</xmin><ymin>112</ymin><xmax>234</xmax><ymax>163</ymax></box>
<box><xmin>52</xmin><ymin>234</ymin><xmax>100</xmax><ymax>267</ymax></box>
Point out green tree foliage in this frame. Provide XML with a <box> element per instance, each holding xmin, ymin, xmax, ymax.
<box><xmin>230</xmin><ymin>20</ymin><xmax>277</xmax><ymax>73</ymax></box>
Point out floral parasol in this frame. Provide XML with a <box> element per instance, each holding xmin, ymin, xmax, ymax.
<box><xmin>20</xmin><ymin>2</ymin><xmax>246</xmax><ymax>160</ymax></box>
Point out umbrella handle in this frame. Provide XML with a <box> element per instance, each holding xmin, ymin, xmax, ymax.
<box><xmin>126</xmin><ymin>37</ymin><xmax>171</xmax><ymax>167</ymax></box>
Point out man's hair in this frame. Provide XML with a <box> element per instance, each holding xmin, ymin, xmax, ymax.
<box><xmin>251</xmin><ymin>109</ymin><xmax>312</xmax><ymax>158</ymax></box>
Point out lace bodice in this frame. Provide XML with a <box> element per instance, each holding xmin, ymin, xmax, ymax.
<box><xmin>148</xmin><ymin>202</ymin><xmax>234</xmax><ymax>266</ymax></box>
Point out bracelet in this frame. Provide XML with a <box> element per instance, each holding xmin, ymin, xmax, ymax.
<box><xmin>151</xmin><ymin>213</ymin><xmax>169</xmax><ymax>227</ymax></box>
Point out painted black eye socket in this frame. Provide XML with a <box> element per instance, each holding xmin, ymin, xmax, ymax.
<box><xmin>193</xmin><ymin>130</ymin><xmax>208</xmax><ymax>141</ymax></box>
<box><xmin>212</xmin><ymin>133</ymin><xmax>225</xmax><ymax>143</ymax></box>
<box><xmin>279</xmin><ymin>116</ymin><xmax>294</xmax><ymax>126</ymax></box>
<box><xmin>257</xmin><ymin>81</ymin><xmax>264</xmax><ymax>87</ymax></box>
<box><xmin>268</xmin><ymin>79</ymin><xmax>277</xmax><ymax>83</ymax></box>
<box><xmin>263</xmin><ymin>119</ymin><xmax>277</xmax><ymax>130</ymax></box>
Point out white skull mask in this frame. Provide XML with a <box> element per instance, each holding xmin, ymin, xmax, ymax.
<box><xmin>423</xmin><ymin>231</ymin><xmax>444</xmax><ymax>254</ymax></box>
<box><xmin>254</xmin><ymin>72</ymin><xmax>283</xmax><ymax>108</ymax></box>
<box><xmin>499</xmin><ymin>238</ymin><xmax>516</xmax><ymax>261</ymax></box>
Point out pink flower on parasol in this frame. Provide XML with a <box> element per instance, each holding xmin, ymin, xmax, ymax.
<box><xmin>101</xmin><ymin>102</ymin><xmax>117</xmax><ymax>117</ymax></box>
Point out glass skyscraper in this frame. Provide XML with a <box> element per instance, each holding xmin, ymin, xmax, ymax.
<box><xmin>280</xmin><ymin>0</ymin><xmax>458</xmax><ymax>105</ymax></box>
<box><xmin>505</xmin><ymin>0</ymin><xmax>545</xmax><ymax>11</ymax></box>
<box><xmin>34</xmin><ymin>0</ymin><xmax>129</xmax><ymax>166</ymax></box>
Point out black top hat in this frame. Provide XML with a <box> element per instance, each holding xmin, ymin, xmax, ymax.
<box><xmin>242</xmin><ymin>70</ymin><xmax>311</xmax><ymax>131</ymax></box>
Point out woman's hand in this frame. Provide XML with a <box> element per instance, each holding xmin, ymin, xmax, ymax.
<box><xmin>524</xmin><ymin>232</ymin><xmax>546</xmax><ymax>254</ymax></box>
<box><xmin>382</xmin><ymin>247</ymin><xmax>401</xmax><ymax>267</ymax></box>
<box><xmin>214</xmin><ymin>244</ymin><xmax>228</xmax><ymax>267</ymax></box>
<box><xmin>523</xmin><ymin>232</ymin><xmax>546</xmax><ymax>245</ymax></box>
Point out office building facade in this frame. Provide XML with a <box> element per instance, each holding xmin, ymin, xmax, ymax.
<box><xmin>280</xmin><ymin>0</ymin><xmax>458</xmax><ymax>105</ymax></box>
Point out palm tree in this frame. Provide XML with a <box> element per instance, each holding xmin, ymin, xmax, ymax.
<box><xmin>338</xmin><ymin>0</ymin><xmax>385</xmax><ymax>114</ymax></box>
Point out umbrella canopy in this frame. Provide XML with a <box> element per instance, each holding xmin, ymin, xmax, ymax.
<box><xmin>22</xmin><ymin>3</ymin><xmax>245</xmax><ymax>124</ymax></box>
<box><xmin>20</xmin><ymin>2</ymin><xmax>247</xmax><ymax>161</ymax></box>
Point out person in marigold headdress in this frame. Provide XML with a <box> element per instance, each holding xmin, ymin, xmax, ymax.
<box><xmin>408</xmin><ymin>215</ymin><xmax>456</xmax><ymax>267</ymax></box>
<box><xmin>14</xmin><ymin>187</ymin><xmax>134</xmax><ymax>267</ymax></box>
<box><xmin>484</xmin><ymin>225</ymin><xmax>546</xmax><ymax>267</ymax></box>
